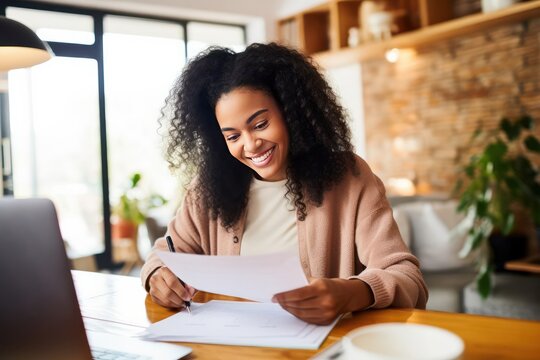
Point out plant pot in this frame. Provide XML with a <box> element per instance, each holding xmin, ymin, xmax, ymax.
<box><xmin>489</xmin><ymin>233</ymin><xmax>528</xmax><ymax>272</ymax></box>
<box><xmin>111</xmin><ymin>219</ymin><xmax>138</xmax><ymax>242</ymax></box>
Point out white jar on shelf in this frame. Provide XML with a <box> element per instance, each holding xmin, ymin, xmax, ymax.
<box><xmin>481</xmin><ymin>0</ymin><xmax>520</xmax><ymax>13</ymax></box>
<box><xmin>367</xmin><ymin>11</ymin><xmax>394</xmax><ymax>41</ymax></box>
<box><xmin>347</xmin><ymin>27</ymin><xmax>360</xmax><ymax>47</ymax></box>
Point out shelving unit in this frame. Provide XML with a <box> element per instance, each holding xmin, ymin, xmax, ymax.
<box><xmin>276</xmin><ymin>0</ymin><xmax>540</xmax><ymax>68</ymax></box>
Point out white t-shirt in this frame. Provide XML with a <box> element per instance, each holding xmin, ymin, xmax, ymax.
<box><xmin>240</xmin><ymin>178</ymin><xmax>298</xmax><ymax>256</ymax></box>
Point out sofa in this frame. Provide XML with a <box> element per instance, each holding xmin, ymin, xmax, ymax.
<box><xmin>389</xmin><ymin>196</ymin><xmax>477</xmax><ymax>313</ymax></box>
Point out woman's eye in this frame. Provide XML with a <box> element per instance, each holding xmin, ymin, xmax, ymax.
<box><xmin>254</xmin><ymin>120</ymin><xmax>269</xmax><ymax>130</ymax></box>
<box><xmin>226</xmin><ymin>134</ymin><xmax>239</xmax><ymax>142</ymax></box>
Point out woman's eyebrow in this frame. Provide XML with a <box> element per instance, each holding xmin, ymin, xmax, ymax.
<box><xmin>220</xmin><ymin>108</ymin><xmax>268</xmax><ymax>132</ymax></box>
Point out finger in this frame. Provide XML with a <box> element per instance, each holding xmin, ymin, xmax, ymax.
<box><xmin>160</xmin><ymin>267</ymin><xmax>192</xmax><ymax>301</ymax></box>
<box><xmin>185</xmin><ymin>284</ymin><xmax>197</xmax><ymax>298</ymax></box>
<box><xmin>276</xmin><ymin>296</ymin><xmax>328</xmax><ymax>310</ymax></box>
<box><xmin>150</xmin><ymin>286</ymin><xmax>184</xmax><ymax>309</ymax></box>
<box><xmin>272</xmin><ymin>285</ymin><xmax>318</xmax><ymax>303</ymax></box>
<box><xmin>280</xmin><ymin>305</ymin><xmax>336</xmax><ymax>325</ymax></box>
<box><xmin>150</xmin><ymin>293</ymin><xmax>181</xmax><ymax>309</ymax></box>
<box><xmin>151</xmin><ymin>278</ymin><xmax>184</xmax><ymax>308</ymax></box>
<box><xmin>149</xmin><ymin>272</ymin><xmax>185</xmax><ymax>308</ymax></box>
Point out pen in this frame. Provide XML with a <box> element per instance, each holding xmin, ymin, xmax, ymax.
<box><xmin>165</xmin><ymin>235</ymin><xmax>192</xmax><ymax>315</ymax></box>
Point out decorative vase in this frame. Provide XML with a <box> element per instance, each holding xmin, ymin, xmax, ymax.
<box><xmin>347</xmin><ymin>27</ymin><xmax>360</xmax><ymax>47</ymax></box>
<box><xmin>481</xmin><ymin>0</ymin><xmax>520</xmax><ymax>13</ymax></box>
<box><xmin>367</xmin><ymin>11</ymin><xmax>394</xmax><ymax>41</ymax></box>
<box><xmin>359</xmin><ymin>1</ymin><xmax>386</xmax><ymax>42</ymax></box>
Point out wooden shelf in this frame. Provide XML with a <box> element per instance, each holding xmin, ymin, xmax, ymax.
<box><xmin>313</xmin><ymin>0</ymin><xmax>540</xmax><ymax>67</ymax></box>
<box><xmin>505</xmin><ymin>254</ymin><xmax>540</xmax><ymax>274</ymax></box>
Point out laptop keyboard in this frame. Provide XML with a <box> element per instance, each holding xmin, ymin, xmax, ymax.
<box><xmin>91</xmin><ymin>346</ymin><xmax>152</xmax><ymax>360</ymax></box>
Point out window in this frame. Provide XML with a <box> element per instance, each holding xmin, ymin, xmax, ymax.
<box><xmin>1</xmin><ymin>2</ymin><xmax>246</xmax><ymax>266</ymax></box>
<box><xmin>104</xmin><ymin>15</ymin><xmax>185</xmax><ymax>214</ymax></box>
<box><xmin>9</xmin><ymin>57</ymin><xmax>102</xmax><ymax>255</ymax></box>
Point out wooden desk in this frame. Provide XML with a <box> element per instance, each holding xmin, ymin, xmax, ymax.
<box><xmin>73</xmin><ymin>270</ymin><xmax>540</xmax><ymax>360</ymax></box>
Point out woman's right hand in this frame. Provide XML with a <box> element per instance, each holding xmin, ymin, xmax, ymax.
<box><xmin>148</xmin><ymin>266</ymin><xmax>196</xmax><ymax>309</ymax></box>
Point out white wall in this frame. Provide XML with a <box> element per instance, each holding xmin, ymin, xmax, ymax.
<box><xmin>275</xmin><ymin>0</ymin><xmax>327</xmax><ymax>17</ymax></box>
<box><xmin>26</xmin><ymin>0</ymin><xmax>280</xmax><ymax>43</ymax></box>
<box><xmin>325</xmin><ymin>64</ymin><xmax>366</xmax><ymax>157</ymax></box>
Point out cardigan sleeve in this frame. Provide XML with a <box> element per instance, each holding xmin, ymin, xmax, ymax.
<box><xmin>351</xmin><ymin>165</ymin><xmax>428</xmax><ymax>309</ymax></box>
<box><xmin>140</xmin><ymin>189</ymin><xmax>208</xmax><ymax>292</ymax></box>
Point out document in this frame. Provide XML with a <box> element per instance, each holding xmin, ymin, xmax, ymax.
<box><xmin>141</xmin><ymin>300</ymin><xmax>338</xmax><ymax>350</ymax></box>
<box><xmin>156</xmin><ymin>251</ymin><xmax>309</xmax><ymax>302</ymax></box>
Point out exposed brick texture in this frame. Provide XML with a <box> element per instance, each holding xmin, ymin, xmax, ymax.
<box><xmin>361</xmin><ymin>17</ymin><xmax>540</xmax><ymax>195</ymax></box>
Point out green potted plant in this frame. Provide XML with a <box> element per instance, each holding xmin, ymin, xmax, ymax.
<box><xmin>111</xmin><ymin>172</ymin><xmax>167</xmax><ymax>242</ymax></box>
<box><xmin>455</xmin><ymin>115</ymin><xmax>540</xmax><ymax>298</ymax></box>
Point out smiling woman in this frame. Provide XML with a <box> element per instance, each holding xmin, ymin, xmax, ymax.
<box><xmin>142</xmin><ymin>43</ymin><xmax>428</xmax><ymax>325</ymax></box>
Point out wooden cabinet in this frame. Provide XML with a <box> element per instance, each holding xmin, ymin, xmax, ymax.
<box><xmin>277</xmin><ymin>0</ymin><xmax>540</xmax><ymax>67</ymax></box>
<box><xmin>278</xmin><ymin>3</ymin><xmax>332</xmax><ymax>54</ymax></box>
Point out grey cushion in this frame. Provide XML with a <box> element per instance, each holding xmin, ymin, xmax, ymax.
<box><xmin>423</xmin><ymin>267</ymin><xmax>476</xmax><ymax>313</ymax></box>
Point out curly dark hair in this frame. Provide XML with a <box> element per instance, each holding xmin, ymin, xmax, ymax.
<box><xmin>162</xmin><ymin>42</ymin><xmax>356</xmax><ymax>229</ymax></box>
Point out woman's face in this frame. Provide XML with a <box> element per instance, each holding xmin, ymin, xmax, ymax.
<box><xmin>215</xmin><ymin>87</ymin><xmax>289</xmax><ymax>182</ymax></box>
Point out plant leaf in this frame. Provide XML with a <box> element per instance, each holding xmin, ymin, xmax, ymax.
<box><xmin>504</xmin><ymin>176</ymin><xmax>520</xmax><ymax>192</ymax></box>
<box><xmin>524</xmin><ymin>135</ymin><xmax>540</xmax><ymax>153</ymax></box>
<box><xmin>471</xmin><ymin>229</ymin><xmax>486</xmax><ymax>251</ymax></box>
<box><xmin>459</xmin><ymin>233</ymin><xmax>475</xmax><ymax>258</ymax></box>
<box><xmin>485</xmin><ymin>141</ymin><xmax>507</xmax><ymax>162</ymax></box>
<box><xmin>518</xmin><ymin>114</ymin><xmax>533</xmax><ymax>130</ymax></box>
<box><xmin>477</xmin><ymin>265</ymin><xmax>492</xmax><ymax>299</ymax></box>
<box><xmin>502</xmin><ymin>213</ymin><xmax>515</xmax><ymax>235</ymax></box>
<box><xmin>465</xmin><ymin>163</ymin><xmax>476</xmax><ymax>178</ymax></box>
<box><xmin>131</xmin><ymin>173</ymin><xmax>142</xmax><ymax>188</ymax></box>
<box><xmin>476</xmin><ymin>199</ymin><xmax>489</xmax><ymax>217</ymax></box>
<box><xmin>500</xmin><ymin>117</ymin><xmax>520</xmax><ymax>141</ymax></box>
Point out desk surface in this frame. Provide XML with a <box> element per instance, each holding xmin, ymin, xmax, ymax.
<box><xmin>73</xmin><ymin>270</ymin><xmax>540</xmax><ymax>360</ymax></box>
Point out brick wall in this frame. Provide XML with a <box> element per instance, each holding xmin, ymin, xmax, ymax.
<box><xmin>361</xmin><ymin>17</ymin><xmax>540</xmax><ymax>195</ymax></box>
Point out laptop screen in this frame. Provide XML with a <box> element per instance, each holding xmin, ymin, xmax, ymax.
<box><xmin>0</xmin><ymin>198</ymin><xmax>92</xmax><ymax>359</ymax></box>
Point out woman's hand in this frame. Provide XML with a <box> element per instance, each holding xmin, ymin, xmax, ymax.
<box><xmin>272</xmin><ymin>278</ymin><xmax>374</xmax><ymax>325</ymax></box>
<box><xmin>148</xmin><ymin>266</ymin><xmax>196</xmax><ymax>309</ymax></box>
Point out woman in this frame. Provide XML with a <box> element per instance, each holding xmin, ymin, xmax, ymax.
<box><xmin>141</xmin><ymin>43</ymin><xmax>428</xmax><ymax>325</ymax></box>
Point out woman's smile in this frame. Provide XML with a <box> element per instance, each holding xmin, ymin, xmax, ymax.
<box><xmin>247</xmin><ymin>146</ymin><xmax>275</xmax><ymax>166</ymax></box>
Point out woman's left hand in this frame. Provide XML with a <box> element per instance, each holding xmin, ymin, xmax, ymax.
<box><xmin>272</xmin><ymin>278</ymin><xmax>374</xmax><ymax>325</ymax></box>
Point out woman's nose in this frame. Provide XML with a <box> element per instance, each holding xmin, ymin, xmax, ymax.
<box><xmin>244</xmin><ymin>136</ymin><xmax>262</xmax><ymax>153</ymax></box>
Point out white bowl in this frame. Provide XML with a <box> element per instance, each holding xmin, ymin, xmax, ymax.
<box><xmin>342</xmin><ymin>323</ymin><xmax>464</xmax><ymax>360</ymax></box>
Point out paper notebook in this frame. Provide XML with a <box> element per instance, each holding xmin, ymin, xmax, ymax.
<box><xmin>141</xmin><ymin>300</ymin><xmax>338</xmax><ymax>350</ymax></box>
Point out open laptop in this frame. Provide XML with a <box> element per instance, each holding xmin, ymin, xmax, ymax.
<box><xmin>0</xmin><ymin>198</ymin><xmax>191</xmax><ymax>360</ymax></box>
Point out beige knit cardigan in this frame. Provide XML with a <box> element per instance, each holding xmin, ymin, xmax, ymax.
<box><xmin>141</xmin><ymin>155</ymin><xmax>428</xmax><ymax>309</ymax></box>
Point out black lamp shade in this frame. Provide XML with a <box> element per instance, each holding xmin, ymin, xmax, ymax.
<box><xmin>0</xmin><ymin>16</ymin><xmax>53</xmax><ymax>71</ymax></box>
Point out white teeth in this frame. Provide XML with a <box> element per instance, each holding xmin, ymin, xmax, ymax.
<box><xmin>251</xmin><ymin>148</ymin><xmax>273</xmax><ymax>163</ymax></box>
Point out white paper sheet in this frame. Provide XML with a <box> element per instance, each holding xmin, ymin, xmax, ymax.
<box><xmin>146</xmin><ymin>301</ymin><xmax>308</xmax><ymax>338</ymax></box>
<box><xmin>156</xmin><ymin>251</ymin><xmax>309</xmax><ymax>302</ymax></box>
<box><xmin>142</xmin><ymin>300</ymin><xmax>338</xmax><ymax>350</ymax></box>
